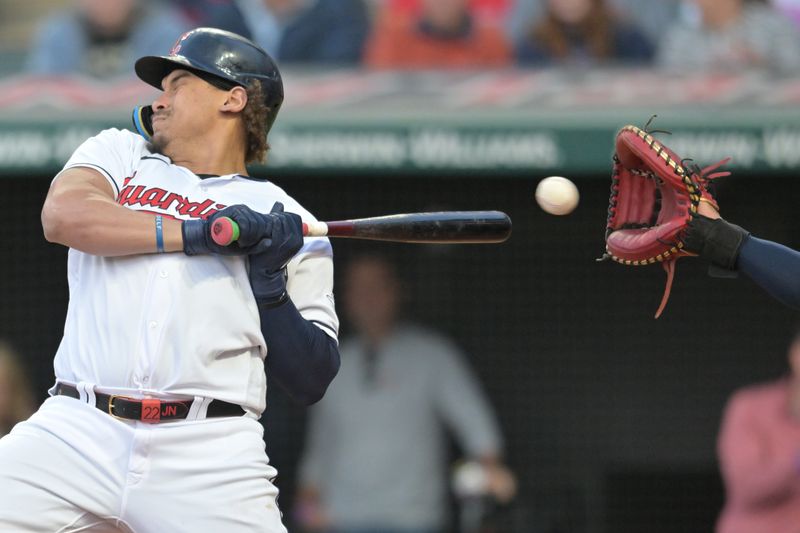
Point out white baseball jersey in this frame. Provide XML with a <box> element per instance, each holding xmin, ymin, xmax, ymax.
<box><xmin>50</xmin><ymin>128</ymin><xmax>339</xmax><ymax>415</ymax></box>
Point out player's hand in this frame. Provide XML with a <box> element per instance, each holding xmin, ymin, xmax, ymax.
<box><xmin>182</xmin><ymin>204</ymin><xmax>276</xmax><ymax>256</ymax></box>
<box><xmin>698</xmin><ymin>198</ymin><xmax>721</xmax><ymax>220</ymax></box>
<box><xmin>248</xmin><ymin>202</ymin><xmax>304</xmax><ymax>305</ymax></box>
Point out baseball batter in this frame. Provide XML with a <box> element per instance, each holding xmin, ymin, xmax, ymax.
<box><xmin>0</xmin><ymin>28</ymin><xmax>340</xmax><ymax>532</ymax></box>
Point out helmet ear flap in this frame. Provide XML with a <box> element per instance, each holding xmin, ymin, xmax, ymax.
<box><xmin>132</xmin><ymin>106</ymin><xmax>154</xmax><ymax>141</ymax></box>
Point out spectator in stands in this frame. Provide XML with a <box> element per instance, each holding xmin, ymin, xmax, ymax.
<box><xmin>716</xmin><ymin>327</ymin><xmax>800</xmax><ymax>532</ymax></box>
<box><xmin>386</xmin><ymin>0</ymin><xmax>511</xmax><ymax>24</ymax></box>
<box><xmin>235</xmin><ymin>0</ymin><xmax>370</xmax><ymax>64</ymax></box>
<box><xmin>515</xmin><ymin>0</ymin><xmax>654</xmax><ymax>66</ymax></box>
<box><xmin>657</xmin><ymin>0</ymin><xmax>800</xmax><ymax>72</ymax></box>
<box><xmin>295</xmin><ymin>255</ymin><xmax>515</xmax><ymax>533</ymax></box>
<box><xmin>171</xmin><ymin>0</ymin><xmax>252</xmax><ymax>37</ymax></box>
<box><xmin>364</xmin><ymin>0</ymin><xmax>512</xmax><ymax>68</ymax></box>
<box><xmin>610</xmin><ymin>0</ymin><xmax>681</xmax><ymax>43</ymax></box>
<box><xmin>26</xmin><ymin>0</ymin><xmax>188</xmax><ymax>78</ymax></box>
<box><xmin>773</xmin><ymin>0</ymin><xmax>800</xmax><ymax>28</ymax></box>
<box><xmin>507</xmin><ymin>0</ymin><xmax>680</xmax><ymax>45</ymax></box>
<box><xmin>0</xmin><ymin>342</ymin><xmax>35</xmax><ymax>438</ymax></box>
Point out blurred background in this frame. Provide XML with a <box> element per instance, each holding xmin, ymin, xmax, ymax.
<box><xmin>2</xmin><ymin>0</ymin><xmax>800</xmax><ymax>532</ymax></box>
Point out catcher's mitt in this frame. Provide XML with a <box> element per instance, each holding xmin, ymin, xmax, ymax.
<box><xmin>601</xmin><ymin>123</ymin><xmax>730</xmax><ymax>318</ymax></box>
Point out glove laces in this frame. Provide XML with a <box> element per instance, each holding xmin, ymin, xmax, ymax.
<box><xmin>654</xmin><ymin>157</ymin><xmax>732</xmax><ymax>318</ymax></box>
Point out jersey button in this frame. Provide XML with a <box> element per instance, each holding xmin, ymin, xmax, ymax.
<box><xmin>148</xmin><ymin>321</ymin><xmax>157</xmax><ymax>329</ymax></box>
<box><xmin>159</xmin><ymin>270</ymin><xmax>168</xmax><ymax>278</ymax></box>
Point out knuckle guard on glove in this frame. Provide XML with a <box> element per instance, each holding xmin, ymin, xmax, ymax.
<box><xmin>224</xmin><ymin>205</ymin><xmax>273</xmax><ymax>248</ymax></box>
<box><xmin>602</xmin><ymin>124</ymin><xmax>732</xmax><ymax>318</ymax></box>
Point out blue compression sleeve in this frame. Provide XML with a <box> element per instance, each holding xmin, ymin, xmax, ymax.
<box><xmin>258</xmin><ymin>299</ymin><xmax>340</xmax><ymax>406</ymax></box>
<box><xmin>738</xmin><ymin>236</ymin><xmax>800</xmax><ymax>310</ymax></box>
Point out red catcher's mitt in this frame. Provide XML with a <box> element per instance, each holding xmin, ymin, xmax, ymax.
<box><xmin>602</xmin><ymin>123</ymin><xmax>730</xmax><ymax>318</ymax></box>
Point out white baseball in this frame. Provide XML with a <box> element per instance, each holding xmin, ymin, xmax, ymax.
<box><xmin>535</xmin><ymin>176</ymin><xmax>579</xmax><ymax>215</ymax></box>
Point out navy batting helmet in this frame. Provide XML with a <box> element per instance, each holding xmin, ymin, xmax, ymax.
<box><xmin>133</xmin><ymin>27</ymin><xmax>284</xmax><ymax>137</ymax></box>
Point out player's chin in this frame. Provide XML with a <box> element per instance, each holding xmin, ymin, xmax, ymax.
<box><xmin>147</xmin><ymin>133</ymin><xmax>169</xmax><ymax>157</ymax></box>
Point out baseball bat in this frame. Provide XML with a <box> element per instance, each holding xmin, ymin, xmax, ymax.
<box><xmin>211</xmin><ymin>211</ymin><xmax>512</xmax><ymax>245</ymax></box>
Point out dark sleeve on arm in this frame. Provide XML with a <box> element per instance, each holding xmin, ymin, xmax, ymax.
<box><xmin>259</xmin><ymin>299</ymin><xmax>340</xmax><ymax>406</ymax></box>
<box><xmin>738</xmin><ymin>236</ymin><xmax>800</xmax><ymax>310</ymax></box>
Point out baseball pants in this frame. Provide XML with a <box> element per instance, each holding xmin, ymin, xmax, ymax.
<box><xmin>0</xmin><ymin>394</ymin><xmax>287</xmax><ymax>532</ymax></box>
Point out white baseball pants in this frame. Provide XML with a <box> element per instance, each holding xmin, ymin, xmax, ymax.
<box><xmin>0</xmin><ymin>395</ymin><xmax>287</xmax><ymax>532</ymax></box>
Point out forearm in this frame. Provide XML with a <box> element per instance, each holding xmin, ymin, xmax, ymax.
<box><xmin>43</xmin><ymin>193</ymin><xmax>182</xmax><ymax>256</ymax></box>
<box><xmin>42</xmin><ymin>167</ymin><xmax>183</xmax><ymax>256</ymax></box>
<box><xmin>261</xmin><ymin>298</ymin><xmax>340</xmax><ymax>406</ymax></box>
<box><xmin>738</xmin><ymin>237</ymin><xmax>800</xmax><ymax>310</ymax></box>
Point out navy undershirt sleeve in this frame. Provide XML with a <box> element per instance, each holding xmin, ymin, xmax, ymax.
<box><xmin>738</xmin><ymin>236</ymin><xmax>800</xmax><ymax>310</ymax></box>
<box><xmin>258</xmin><ymin>299</ymin><xmax>340</xmax><ymax>406</ymax></box>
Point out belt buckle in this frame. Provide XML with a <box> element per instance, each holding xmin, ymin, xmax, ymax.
<box><xmin>107</xmin><ymin>395</ymin><xmax>129</xmax><ymax>420</ymax></box>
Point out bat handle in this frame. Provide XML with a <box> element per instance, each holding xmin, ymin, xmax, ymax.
<box><xmin>210</xmin><ymin>216</ymin><xmax>315</xmax><ymax>246</ymax></box>
<box><xmin>211</xmin><ymin>217</ymin><xmax>240</xmax><ymax>246</ymax></box>
<box><xmin>304</xmin><ymin>221</ymin><xmax>328</xmax><ymax>237</ymax></box>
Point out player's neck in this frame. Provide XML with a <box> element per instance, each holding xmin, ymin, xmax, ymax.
<box><xmin>177</xmin><ymin>159</ymin><xmax>248</xmax><ymax>177</ymax></box>
<box><xmin>166</xmin><ymin>127</ymin><xmax>248</xmax><ymax>176</ymax></box>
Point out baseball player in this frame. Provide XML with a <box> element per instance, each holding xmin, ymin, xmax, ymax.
<box><xmin>0</xmin><ymin>28</ymin><xmax>340</xmax><ymax>532</ymax></box>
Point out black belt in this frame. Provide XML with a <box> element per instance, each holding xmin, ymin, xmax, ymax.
<box><xmin>55</xmin><ymin>383</ymin><xmax>245</xmax><ymax>423</ymax></box>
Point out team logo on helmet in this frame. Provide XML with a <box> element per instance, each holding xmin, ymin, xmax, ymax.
<box><xmin>169</xmin><ymin>31</ymin><xmax>192</xmax><ymax>56</ymax></box>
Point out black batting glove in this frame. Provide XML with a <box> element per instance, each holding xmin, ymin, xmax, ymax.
<box><xmin>248</xmin><ymin>202</ymin><xmax>304</xmax><ymax>306</ymax></box>
<box><xmin>182</xmin><ymin>204</ymin><xmax>275</xmax><ymax>256</ymax></box>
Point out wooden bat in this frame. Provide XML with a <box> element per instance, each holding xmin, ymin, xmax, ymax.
<box><xmin>211</xmin><ymin>211</ymin><xmax>512</xmax><ymax>245</ymax></box>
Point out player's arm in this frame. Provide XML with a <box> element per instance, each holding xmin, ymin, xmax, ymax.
<box><xmin>687</xmin><ymin>203</ymin><xmax>800</xmax><ymax>309</ymax></box>
<box><xmin>43</xmin><ymin>167</ymin><xmax>278</xmax><ymax>257</ymax></box>
<box><xmin>260</xmin><ymin>298</ymin><xmax>340</xmax><ymax>405</ymax></box>
<box><xmin>736</xmin><ymin>238</ymin><xmax>800</xmax><ymax>309</ymax></box>
<box><xmin>717</xmin><ymin>391</ymin><xmax>800</xmax><ymax>506</ymax></box>
<box><xmin>41</xmin><ymin>167</ymin><xmax>184</xmax><ymax>256</ymax></box>
<box><xmin>248</xmin><ymin>204</ymin><xmax>340</xmax><ymax>406</ymax></box>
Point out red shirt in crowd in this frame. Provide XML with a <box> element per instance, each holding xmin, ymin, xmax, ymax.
<box><xmin>717</xmin><ymin>378</ymin><xmax>800</xmax><ymax>533</ymax></box>
<box><xmin>364</xmin><ymin>13</ymin><xmax>511</xmax><ymax>69</ymax></box>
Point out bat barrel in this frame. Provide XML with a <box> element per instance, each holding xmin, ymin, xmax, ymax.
<box><xmin>327</xmin><ymin>211</ymin><xmax>512</xmax><ymax>243</ymax></box>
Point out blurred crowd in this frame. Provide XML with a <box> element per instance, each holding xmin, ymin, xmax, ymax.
<box><xmin>1</xmin><ymin>0</ymin><xmax>799</xmax><ymax>78</ymax></box>
<box><xmin>0</xmin><ymin>342</ymin><xmax>35</xmax><ymax>439</ymax></box>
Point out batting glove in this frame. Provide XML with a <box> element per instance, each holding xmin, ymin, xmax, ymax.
<box><xmin>248</xmin><ymin>202</ymin><xmax>304</xmax><ymax>306</ymax></box>
<box><xmin>182</xmin><ymin>204</ymin><xmax>275</xmax><ymax>256</ymax></box>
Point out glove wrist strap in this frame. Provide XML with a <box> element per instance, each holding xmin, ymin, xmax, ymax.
<box><xmin>252</xmin><ymin>269</ymin><xmax>289</xmax><ymax>306</ymax></box>
<box><xmin>707</xmin><ymin>219</ymin><xmax>750</xmax><ymax>271</ymax></box>
<box><xmin>257</xmin><ymin>291</ymin><xmax>290</xmax><ymax>309</ymax></box>
<box><xmin>182</xmin><ymin>219</ymin><xmax>207</xmax><ymax>256</ymax></box>
<box><xmin>687</xmin><ymin>216</ymin><xmax>750</xmax><ymax>271</ymax></box>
